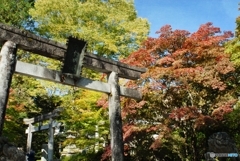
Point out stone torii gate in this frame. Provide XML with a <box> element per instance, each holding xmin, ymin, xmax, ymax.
<box><xmin>24</xmin><ymin>108</ymin><xmax>62</xmax><ymax>161</ymax></box>
<box><xmin>0</xmin><ymin>23</ymin><xmax>146</xmax><ymax>161</ymax></box>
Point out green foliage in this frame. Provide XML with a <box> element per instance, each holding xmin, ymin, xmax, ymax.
<box><xmin>0</xmin><ymin>0</ymin><xmax>34</xmax><ymax>29</ymax></box>
<box><xmin>225</xmin><ymin>8</ymin><xmax>240</xmax><ymax>68</ymax></box>
<box><xmin>60</xmin><ymin>90</ymin><xmax>109</xmax><ymax>151</ymax></box>
<box><xmin>61</xmin><ymin>150</ymin><xmax>103</xmax><ymax>161</ymax></box>
<box><xmin>224</xmin><ymin>8</ymin><xmax>240</xmax><ymax>152</ymax></box>
<box><xmin>225</xmin><ymin>38</ymin><xmax>240</xmax><ymax>67</ymax></box>
<box><xmin>225</xmin><ymin>103</ymin><xmax>240</xmax><ymax>129</ymax></box>
<box><xmin>224</xmin><ymin>105</ymin><xmax>240</xmax><ymax>150</ymax></box>
<box><xmin>29</xmin><ymin>0</ymin><xmax>149</xmax><ymax>58</ymax></box>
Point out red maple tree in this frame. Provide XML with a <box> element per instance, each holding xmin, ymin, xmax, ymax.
<box><xmin>118</xmin><ymin>22</ymin><xmax>236</xmax><ymax>160</ymax></box>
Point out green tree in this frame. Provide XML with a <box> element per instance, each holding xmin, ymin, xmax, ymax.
<box><xmin>226</xmin><ymin>6</ymin><xmax>240</xmax><ymax>68</ymax></box>
<box><xmin>29</xmin><ymin>0</ymin><xmax>149</xmax><ymax>58</ymax></box>
<box><xmin>223</xmin><ymin>4</ymin><xmax>240</xmax><ymax>154</ymax></box>
<box><xmin>60</xmin><ymin>89</ymin><xmax>109</xmax><ymax>154</ymax></box>
<box><xmin>0</xmin><ymin>0</ymin><xmax>34</xmax><ymax>29</ymax></box>
<box><xmin>225</xmin><ymin>5</ymin><xmax>240</xmax><ymax>95</ymax></box>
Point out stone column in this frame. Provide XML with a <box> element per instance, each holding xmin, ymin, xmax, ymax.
<box><xmin>0</xmin><ymin>41</ymin><xmax>17</xmax><ymax>135</ymax></box>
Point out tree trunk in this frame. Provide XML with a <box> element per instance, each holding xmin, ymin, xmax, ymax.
<box><xmin>108</xmin><ymin>72</ymin><xmax>124</xmax><ymax>161</ymax></box>
<box><xmin>0</xmin><ymin>41</ymin><xmax>17</xmax><ymax>135</ymax></box>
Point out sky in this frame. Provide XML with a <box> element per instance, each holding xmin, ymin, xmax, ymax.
<box><xmin>134</xmin><ymin>0</ymin><xmax>239</xmax><ymax>37</ymax></box>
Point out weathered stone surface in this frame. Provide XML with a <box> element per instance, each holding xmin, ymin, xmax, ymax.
<box><xmin>205</xmin><ymin>132</ymin><xmax>240</xmax><ymax>161</ymax></box>
<box><xmin>0</xmin><ymin>23</ymin><xmax>65</xmax><ymax>60</ymax></box>
<box><xmin>108</xmin><ymin>72</ymin><xmax>124</xmax><ymax>161</ymax></box>
<box><xmin>0</xmin><ymin>41</ymin><xmax>17</xmax><ymax>135</ymax></box>
<box><xmin>0</xmin><ymin>137</ymin><xmax>25</xmax><ymax>161</ymax></box>
<box><xmin>15</xmin><ymin>61</ymin><xmax>142</xmax><ymax>100</ymax></box>
<box><xmin>208</xmin><ymin>132</ymin><xmax>238</xmax><ymax>153</ymax></box>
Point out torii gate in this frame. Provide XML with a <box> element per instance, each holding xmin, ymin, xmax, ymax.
<box><xmin>0</xmin><ymin>23</ymin><xmax>146</xmax><ymax>161</ymax></box>
<box><xmin>24</xmin><ymin>108</ymin><xmax>63</xmax><ymax>161</ymax></box>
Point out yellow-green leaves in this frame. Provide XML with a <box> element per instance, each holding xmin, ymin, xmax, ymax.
<box><xmin>226</xmin><ymin>38</ymin><xmax>240</xmax><ymax>67</ymax></box>
<box><xmin>29</xmin><ymin>0</ymin><xmax>149</xmax><ymax>58</ymax></box>
<box><xmin>0</xmin><ymin>0</ymin><xmax>33</xmax><ymax>28</ymax></box>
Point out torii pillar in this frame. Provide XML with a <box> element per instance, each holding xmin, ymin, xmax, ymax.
<box><xmin>108</xmin><ymin>72</ymin><xmax>124</xmax><ymax>161</ymax></box>
<box><xmin>0</xmin><ymin>41</ymin><xmax>17</xmax><ymax>135</ymax></box>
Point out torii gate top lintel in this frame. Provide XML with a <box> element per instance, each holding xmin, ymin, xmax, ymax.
<box><xmin>0</xmin><ymin>23</ymin><xmax>146</xmax><ymax>80</ymax></box>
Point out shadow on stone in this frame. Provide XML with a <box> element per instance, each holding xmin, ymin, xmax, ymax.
<box><xmin>0</xmin><ymin>136</ymin><xmax>25</xmax><ymax>161</ymax></box>
<box><xmin>205</xmin><ymin>132</ymin><xmax>240</xmax><ymax>161</ymax></box>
